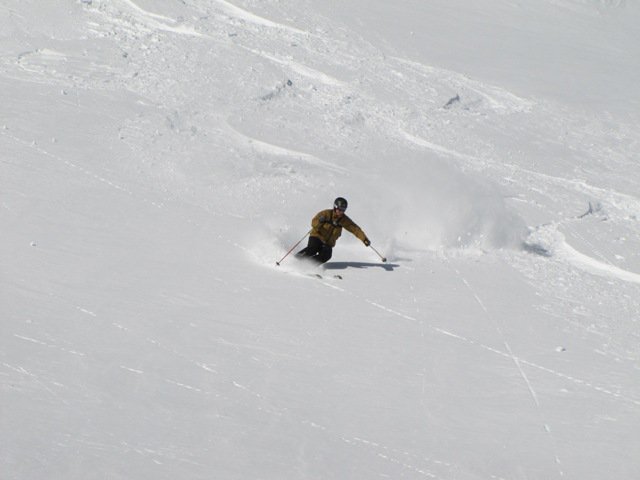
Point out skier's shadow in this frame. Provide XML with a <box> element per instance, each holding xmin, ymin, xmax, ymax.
<box><xmin>322</xmin><ymin>261</ymin><xmax>399</xmax><ymax>272</ymax></box>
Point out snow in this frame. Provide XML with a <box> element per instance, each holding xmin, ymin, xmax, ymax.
<box><xmin>2</xmin><ymin>0</ymin><xmax>640</xmax><ymax>479</ymax></box>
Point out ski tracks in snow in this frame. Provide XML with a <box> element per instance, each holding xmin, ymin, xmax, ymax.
<box><xmin>445</xmin><ymin>261</ymin><xmax>565</xmax><ymax>478</ymax></box>
<box><xmin>212</xmin><ymin>0</ymin><xmax>310</xmax><ymax>36</ymax></box>
<box><xmin>1</xmin><ymin>130</ymin><xmax>171</xmax><ymax>211</ymax></box>
<box><xmin>312</xmin><ymin>273</ymin><xmax>640</xmax><ymax>409</ymax></box>
<box><xmin>390</xmin><ymin>56</ymin><xmax>535</xmax><ymax>115</ymax></box>
<box><xmin>2</xmin><ymin>361</ymin><xmax>71</xmax><ymax>406</ymax></box>
<box><xmin>238</xmin><ymin>45</ymin><xmax>346</xmax><ymax>87</ymax></box>
<box><xmin>525</xmin><ymin>223</ymin><xmax>640</xmax><ymax>285</ymax></box>
<box><xmin>301</xmin><ymin>421</ymin><xmax>466</xmax><ymax>480</ymax></box>
<box><xmin>86</xmin><ymin>297</ymin><xmax>458</xmax><ymax>478</ymax></box>
<box><xmin>268</xmin><ymin>244</ymin><xmax>640</xmax><ymax>479</ymax></box>
<box><xmin>224</xmin><ymin>122</ymin><xmax>349</xmax><ymax>174</ymax></box>
<box><xmin>91</xmin><ymin>0</ymin><xmax>207</xmax><ymax>39</ymax></box>
<box><xmin>89</xmin><ymin>0</ymin><xmax>313</xmax><ymax>41</ymax></box>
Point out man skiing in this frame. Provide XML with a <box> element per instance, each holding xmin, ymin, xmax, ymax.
<box><xmin>296</xmin><ymin>197</ymin><xmax>370</xmax><ymax>264</ymax></box>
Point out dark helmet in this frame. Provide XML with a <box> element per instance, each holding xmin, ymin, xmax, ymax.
<box><xmin>333</xmin><ymin>197</ymin><xmax>348</xmax><ymax>211</ymax></box>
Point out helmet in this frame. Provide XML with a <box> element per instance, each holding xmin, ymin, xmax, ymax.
<box><xmin>333</xmin><ymin>197</ymin><xmax>348</xmax><ymax>211</ymax></box>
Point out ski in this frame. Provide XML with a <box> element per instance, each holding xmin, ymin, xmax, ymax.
<box><xmin>307</xmin><ymin>273</ymin><xmax>343</xmax><ymax>280</ymax></box>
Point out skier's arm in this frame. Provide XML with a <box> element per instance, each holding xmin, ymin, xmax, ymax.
<box><xmin>343</xmin><ymin>218</ymin><xmax>370</xmax><ymax>245</ymax></box>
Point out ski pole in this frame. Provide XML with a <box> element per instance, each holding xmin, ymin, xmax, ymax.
<box><xmin>276</xmin><ymin>229</ymin><xmax>312</xmax><ymax>266</ymax></box>
<box><xmin>369</xmin><ymin>244</ymin><xmax>387</xmax><ymax>263</ymax></box>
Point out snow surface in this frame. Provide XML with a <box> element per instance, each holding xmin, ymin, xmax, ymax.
<box><xmin>2</xmin><ymin>1</ymin><xmax>640</xmax><ymax>479</ymax></box>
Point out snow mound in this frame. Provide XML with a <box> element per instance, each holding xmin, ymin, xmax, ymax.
<box><xmin>525</xmin><ymin>224</ymin><xmax>640</xmax><ymax>284</ymax></box>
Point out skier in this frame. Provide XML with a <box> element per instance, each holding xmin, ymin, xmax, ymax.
<box><xmin>296</xmin><ymin>197</ymin><xmax>370</xmax><ymax>264</ymax></box>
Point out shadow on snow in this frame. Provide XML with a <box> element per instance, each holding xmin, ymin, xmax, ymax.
<box><xmin>322</xmin><ymin>261</ymin><xmax>399</xmax><ymax>272</ymax></box>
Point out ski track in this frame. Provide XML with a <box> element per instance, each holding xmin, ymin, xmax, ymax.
<box><xmin>526</xmin><ymin>224</ymin><xmax>640</xmax><ymax>285</ymax></box>
<box><xmin>213</xmin><ymin>0</ymin><xmax>310</xmax><ymax>36</ymax></box>
<box><xmin>113</xmin><ymin>0</ymin><xmax>207</xmax><ymax>38</ymax></box>
<box><xmin>14</xmin><ymin>334</ymin><xmax>85</xmax><ymax>358</ymax></box>
<box><xmin>7</xmin><ymin>247</ymin><xmax>460</xmax><ymax>478</ymax></box>
<box><xmin>7</xmin><ymin>48</ymin><xmax>122</xmax><ymax>91</ymax></box>
<box><xmin>2</xmin><ymin>362</ymin><xmax>70</xmax><ymax>406</ymax></box>
<box><xmin>546</xmin><ymin>0</ymin><xmax>627</xmax><ymax>14</ymax></box>
<box><xmin>76</xmin><ymin>306</ymin><xmax>97</xmax><ymax>317</ymax></box>
<box><xmin>446</xmin><ymin>261</ymin><xmax>565</xmax><ymax>478</ymax></box>
<box><xmin>2</xmin><ymin>130</ymin><xmax>169</xmax><ymax>210</ymax></box>
<box><xmin>224</xmin><ymin>122</ymin><xmax>348</xmax><ymax>173</ymax></box>
<box><xmin>239</xmin><ymin>45</ymin><xmax>346</xmax><ymax>87</ymax></box>
<box><xmin>558</xmin><ymin>238</ymin><xmax>640</xmax><ymax>284</ymax></box>
<box><xmin>302</xmin><ymin>420</ymin><xmax>465</xmax><ymax>480</ymax></box>
<box><xmin>119</xmin><ymin>0</ymin><xmax>178</xmax><ymax>23</ymax></box>
<box><xmin>66</xmin><ymin>303</ymin><xmax>462</xmax><ymax>477</ymax></box>
<box><xmin>308</xmin><ymin>277</ymin><xmax>640</xmax><ymax>408</ymax></box>
<box><xmin>401</xmin><ymin>126</ymin><xmax>640</xmax><ymax>223</ymax></box>
<box><xmin>504</xmin><ymin>162</ymin><xmax>640</xmax><ymax>215</ymax></box>
<box><xmin>389</xmin><ymin>56</ymin><xmax>536</xmax><ymax>114</ymax></box>
<box><xmin>400</xmin><ymin>130</ymin><xmax>480</xmax><ymax>162</ymax></box>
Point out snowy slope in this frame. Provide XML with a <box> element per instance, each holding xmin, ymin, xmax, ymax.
<box><xmin>2</xmin><ymin>1</ymin><xmax>640</xmax><ymax>479</ymax></box>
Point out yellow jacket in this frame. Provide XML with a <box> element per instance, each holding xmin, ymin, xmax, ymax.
<box><xmin>310</xmin><ymin>209</ymin><xmax>368</xmax><ymax>247</ymax></box>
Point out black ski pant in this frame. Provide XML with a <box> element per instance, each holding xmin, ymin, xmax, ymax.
<box><xmin>297</xmin><ymin>236</ymin><xmax>332</xmax><ymax>264</ymax></box>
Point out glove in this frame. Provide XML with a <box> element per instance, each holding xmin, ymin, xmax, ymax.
<box><xmin>363</xmin><ymin>238</ymin><xmax>371</xmax><ymax>247</ymax></box>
